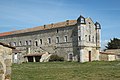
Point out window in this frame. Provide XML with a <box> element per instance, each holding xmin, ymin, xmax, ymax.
<box><xmin>68</xmin><ymin>53</ymin><xmax>73</xmax><ymax>61</ymax></box>
<box><xmin>64</xmin><ymin>36</ymin><xmax>67</xmax><ymax>42</ymax></box>
<box><xmin>85</xmin><ymin>35</ymin><xmax>87</xmax><ymax>41</ymax></box>
<box><xmin>57</xmin><ymin>29</ymin><xmax>59</xmax><ymax>33</ymax></box>
<box><xmin>89</xmin><ymin>35</ymin><xmax>91</xmax><ymax>41</ymax></box>
<box><xmin>19</xmin><ymin>41</ymin><xmax>22</xmax><ymax>46</ymax></box>
<box><xmin>9</xmin><ymin>42</ymin><xmax>12</xmax><ymax>46</ymax></box>
<box><xmin>29</xmin><ymin>40</ymin><xmax>32</xmax><ymax>45</ymax></box>
<box><xmin>117</xmin><ymin>55</ymin><xmax>120</xmax><ymax>58</ymax></box>
<box><xmin>92</xmin><ymin>36</ymin><xmax>94</xmax><ymax>42</ymax></box>
<box><xmin>81</xmin><ymin>18</ymin><xmax>85</xmax><ymax>23</ymax></box>
<box><xmin>56</xmin><ymin>37</ymin><xmax>59</xmax><ymax>43</ymax></box>
<box><xmin>78</xmin><ymin>36</ymin><xmax>81</xmax><ymax>41</ymax></box>
<box><xmin>40</xmin><ymin>39</ymin><xmax>42</xmax><ymax>44</ymax></box>
<box><xmin>26</xmin><ymin>41</ymin><xmax>28</xmax><ymax>45</ymax></box>
<box><xmin>13</xmin><ymin>42</ymin><xmax>16</xmax><ymax>46</ymax></box>
<box><xmin>35</xmin><ymin>41</ymin><xmax>38</xmax><ymax>46</ymax></box>
<box><xmin>48</xmin><ymin>38</ymin><xmax>51</xmax><ymax>44</ymax></box>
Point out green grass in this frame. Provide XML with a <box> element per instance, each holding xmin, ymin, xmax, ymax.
<box><xmin>12</xmin><ymin>61</ymin><xmax>120</xmax><ymax>80</ymax></box>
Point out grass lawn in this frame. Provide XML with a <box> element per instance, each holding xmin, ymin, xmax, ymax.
<box><xmin>12</xmin><ymin>61</ymin><xmax>120</xmax><ymax>80</ymax></box>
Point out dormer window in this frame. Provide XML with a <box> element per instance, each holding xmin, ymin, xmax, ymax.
<box><xmin>81</xmin><ymin>17</ymin><xmax>85</xmax><ymax>23</ymax></box>
<box><xmin>95</xmin><ymin>22</ymin><xmax>101</xmax><ymax>29</ymax></box>
<box><xmin>77</xmin><ymin>15</ymin><xmax>86</xmax><ymax>24</ymax></box>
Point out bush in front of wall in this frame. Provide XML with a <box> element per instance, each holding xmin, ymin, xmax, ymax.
<box><xmin>49</xmin><ymin>55</ymin><xmax>64</xmax><ymax>62</ymax></box>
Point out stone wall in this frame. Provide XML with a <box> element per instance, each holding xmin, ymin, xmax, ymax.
<box><xmin>0</xmin><ymin>25</ymin><xmax>77</xmax><ymax>61</ymax></box>
<box><xmin>0</xmin><ymin>45</ymin><xmax>12</xmax><ymax>80</ymax></box>
<box><xmin>99</xmin><ymin>53</ymin><xmax>116</xmax><ymax>61</ymax></box>
<box><xmin>0</xmin><ymin>16</ymin><xmax>101</xmax><ymax>63</ymax></box>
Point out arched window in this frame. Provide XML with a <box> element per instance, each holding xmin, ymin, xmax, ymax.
<box><xmin>56</xmin><ymin>37</ymin><xmax>59</xmax><ymax>43</ymax></box>
<box><xmin>40</xmin><ymin>39</ymin><xmax>42</xmax><ymax>44</ymax></box>
<box><xmin>26</xmin><ymin>41</ymin><xmax>28</xmax><ymax>45</ymax></box>
<box><xmin>48</xmin><ymin>38</ymin><xmax>51</xmax><ymax>44</ymax></box>
<box><xmin>64</xmin><ymin>36</ymin><xmax>67</xmax><ymax>42</ymax></box>
<box><xmin>19</xmin><ymin>41</ymin><xmax>22</xmax><ymax>46</ymax></box>
<box><xmin>28</xmin><ymin>40</ymin><xmax>32</xmax><ymax>45</ymax></box>
<box><xmin>12</xmin><ymin>42</ymin><xmax>16</xmax><ymax>46</ymax></box>
<box><xmin>35</xmin><ymin>41</ymin><xmax>38</xmax><ymax>46</ymax></box>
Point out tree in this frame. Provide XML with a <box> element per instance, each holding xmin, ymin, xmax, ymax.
<box><xmin>105</xmin><ymin>38</ymin><xmax>120</xmax><ymax>49</ymax></box>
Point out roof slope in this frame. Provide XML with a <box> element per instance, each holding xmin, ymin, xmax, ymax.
<box><xmin>0</xmin><ymin>20</ymin><xmax>77</xmax><ymax>37</ymax></box>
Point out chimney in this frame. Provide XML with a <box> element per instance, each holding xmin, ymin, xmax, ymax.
<box><xmin>44</xmin><ymin>25</ymin><xmax>46</xmax><ymax>28</ymax></box>
<box><xmin>51</xmin><ymin>23</ymin><xmax>54</xmax><ymax>28</ymax></box>
<box><xmin>66</xmin><ymin>20</ymin><xmax>69</xmax><ymax>26</ymax></box>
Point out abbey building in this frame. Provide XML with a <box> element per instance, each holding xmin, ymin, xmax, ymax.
<box><xmin>0</xmin><ymin>15</ymin><xmax>101</xmax><ymax>63</ymax></box>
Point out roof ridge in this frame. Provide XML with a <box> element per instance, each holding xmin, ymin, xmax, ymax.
<box><xmin>0</xmin><ymin>19</ymin><xmax>77</xmax><ymax>37</ymax></box>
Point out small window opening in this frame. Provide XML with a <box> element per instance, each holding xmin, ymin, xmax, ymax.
<box><xmin>48</xmin><ymin>38</ymin><xmax>51</xmax><ymax>44</ymax></box>
<box><xmin>64</xmin><ymin>36</ymin><xmax>67</xmax><ymax>42</ymax></box>
<box><xmin>35</xmin><ymin>41</ymin><xmax>38</xmax><ymax>46</ymax></box>
<box><xmin>56</xmin><ymin>37</ymin><xmax>59</xmax><ymax>43</ymax></box>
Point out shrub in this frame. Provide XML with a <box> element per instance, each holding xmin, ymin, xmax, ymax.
<box><xmin>49</xmin><ymin>55</ymin><xmax>64</xmax><ymax>62</ymax></box>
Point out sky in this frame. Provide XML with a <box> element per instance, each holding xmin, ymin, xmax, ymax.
<box><xmin>0</xmin><ymin>0</ymin><xmax>120</xmax><ymax>50</ymax></box>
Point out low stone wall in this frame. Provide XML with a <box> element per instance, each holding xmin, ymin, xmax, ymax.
<box><xmin>0</xmin><ymin>45</ymin><xmax>12</xmax><ymax>80</ymax></box>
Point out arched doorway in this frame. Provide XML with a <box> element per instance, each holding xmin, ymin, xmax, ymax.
<box><xmin>68</xmin><ymin>53</ymin><xmax>73</xmax><ymax>61</ymax></box>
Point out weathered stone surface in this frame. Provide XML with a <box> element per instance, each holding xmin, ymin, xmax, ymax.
<box><xmin>0</xmin><ymin>44</ymin><xmax>12</xmax><ymax>80</ymax></box>
<box><xmin>0</xmin><ymin>15</ymin><xmax>101</xmax><ymax>63</ymax></box>
<box><xmin>40</xmin><ymin>52</ymin><xmax>52</xmax><ymax>62</ymax></box>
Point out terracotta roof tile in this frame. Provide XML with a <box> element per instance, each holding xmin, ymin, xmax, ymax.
<box><xmin>0</xmin><ymin>32</ymin><xmax>13</xmax><ymax>37</ymax></box>
<box><xmin>100</xmin><ymin>52</ymin><xmax>116</xmax><ymax>55</ymax></box>
<box><xmin>24</xmin><ymin>53</ymin><xmax>44</xmax><ymax>57</ymax></box>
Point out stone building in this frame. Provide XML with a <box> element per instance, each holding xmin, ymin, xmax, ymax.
<box><xmin>0</xmin><ymin>15</ymin><xmax>101</xmax><ymax>62</ymax></box>
<box><xmin>100</xmin><ymin>49</ymin><xmax>120</xmax><ymax>61</ymax></box>
<box><xmin>0</xmin><ymin>42</ymin><xmax>15</xmax><ymax>80</ymax></box>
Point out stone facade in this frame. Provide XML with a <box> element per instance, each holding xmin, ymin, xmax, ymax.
<box><xmin>0</xmin><ymin>42</ymin><xmax>14</xmax><ymax>80</ymax></box>
<box><xmin>0</xmin><ymin>15</ymin><xmax>101</xmax><ymax>62</ymax></box>
<box><xmin>100</xmin><ymin>49</ymin><xmax>120</xmax><ymax>61</ymax></box>
<box><xmin>100</xmin><ymin>52</ymin><xmax>116</xmax><ymax>61</ymax></box>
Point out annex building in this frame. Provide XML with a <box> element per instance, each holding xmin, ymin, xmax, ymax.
<box><xmin>0</xmin><ymin>15</ymin><xmax>101</xmax><ymax>63</ymax></box>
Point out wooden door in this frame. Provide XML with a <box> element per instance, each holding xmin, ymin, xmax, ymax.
<box><xmin>89</xmin><ymin>51</ymin><xmax>91</xmax><ymax>62</ymax></box>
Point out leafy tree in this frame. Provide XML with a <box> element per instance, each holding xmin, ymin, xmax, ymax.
<box><xmin>106</xmin><ymin>38</ymin><xmax>120</xmax><ymax>49</ymax></box>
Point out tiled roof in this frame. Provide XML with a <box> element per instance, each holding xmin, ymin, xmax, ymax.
<box><xmin>100</xmin><ymin>52</ymin><xmax>117</xmax><ymax>55</ymax></box>
<box><xmin>24</xmin><ymin>53</ymin><xmax>44</xmax><ymax>57</ymax></box>
<box><xmin>0</xmin><ymin>20</ymin><xmax>77</xmax><ymax>37</ymax></box>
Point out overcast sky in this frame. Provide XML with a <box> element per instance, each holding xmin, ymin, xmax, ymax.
<box><xmin>0</xmin><ymin>0</ymin><xmax>120</xmax><ymax>50</ymax></box>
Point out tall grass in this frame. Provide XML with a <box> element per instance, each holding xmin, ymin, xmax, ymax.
<box><xmin>12</xmin><ymin>61</ymin><xmax>120</xmax><ymax>80</ymax></box>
